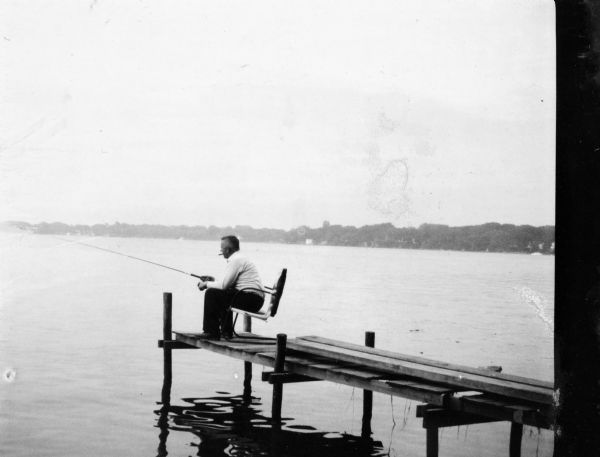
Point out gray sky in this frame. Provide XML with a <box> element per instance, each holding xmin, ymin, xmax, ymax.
<box><xmin>1</xmin><ymin>0</ymin><xmax>555</xmax><ymax>229</ymax></box>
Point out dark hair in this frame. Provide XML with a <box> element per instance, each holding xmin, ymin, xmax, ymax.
<box><xmin>221</xmin><ymin>235</ymin><xmax>240</xmax><ymax>251</ymax></box>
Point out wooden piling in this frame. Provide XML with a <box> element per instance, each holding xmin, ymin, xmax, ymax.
<box><xmin>270</xmin><ymin>329</ymin><xmax>285</xmax><ymax>457</ymax></box>
<box><xmin>426</xmin><ymin>427</ymin><xmax>439</xmax><ymax>457</ymax></box>
<box><xmin>163</xmin><ymin>292</ymin><xmax>173</xmax><ymax>342</ymax></box>
<box><xmin>161</xmin><ymin>292</ymin><xmax>173</xmax><ymax>406</ymax></box>
<box><xmin>272</xmin><ymin>333</ymin><xmax>287</xmax><ymax>424</ymax></box>
<box><xmin>509</xmin><ymin>422</ymin><xmax>523</xmax><ymax>457</ymax></box>
<box><xmin>361</xmin><ymin>331</ymin><xmax>375</xmax><ymax>438</ymax></box>
<box><xmin>243</xmin><ymin>315</ymin><xmax>252</xmax><ymax>399</ymax></box>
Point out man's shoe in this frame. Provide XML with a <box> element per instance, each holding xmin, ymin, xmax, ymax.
<box><xmin>221</xmin><ymin>327</ymin><xmax>234</xmax><ymax>340</ymax></box>
<box><xmin>197</xmin><ymin>332</ymin><xmax>220</xmax><ymax>341</ymax></box>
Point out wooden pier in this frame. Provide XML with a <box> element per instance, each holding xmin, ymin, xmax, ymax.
<box><xmin>159</xmin><ymin>293</ymin><xmax>554</xmax><ymax>457</ymax></box>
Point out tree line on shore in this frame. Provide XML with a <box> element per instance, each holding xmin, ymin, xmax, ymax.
<box><xmin>11</xmin><ymin>220</ymin><xmax>555</xmax><ymax>254</ymax></box>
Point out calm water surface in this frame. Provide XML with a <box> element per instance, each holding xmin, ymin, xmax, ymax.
<box><xmin>0</xmin><ymin>233</ymin><xmax>554</xmax><ymax>456</ymax></box>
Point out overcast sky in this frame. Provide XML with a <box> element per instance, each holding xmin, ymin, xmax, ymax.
<box><xmin>1</xmin><ymin>0</ymin><xmax>555</xmax><ymax>229</ymax></box>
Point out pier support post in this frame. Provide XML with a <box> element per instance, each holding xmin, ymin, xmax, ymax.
<box><xmin>158</xmin><ymin>292</ymin><xmax>173</xmax><ymax>457</ymax></box>
<box><xmin>426</xmin><ymin>427</ymin><xmax>439</xmax><ymax>457</ymax></box>
<box><xmin>243</xmin><ymin>316</ymin><xmax>252</xmax><ymax>399</ymax></box>
<box><xmin>362</xmin><ymin>331</ymin><xmax>375</xmax><ymax>438</ymax></box>
<box><xmin>509</xmin><ymin>422</ymin><xmax>523</xmax><ymax>457</ymax></box>
<box><xmin>161</xmin><ymin>292</ymin><xmax>173</xmax><ymax>403</ymax></box>
<box><xmin>272</xmin><ymin>333</ymin><xmax>287</xmax><ymax>425</ymax></box>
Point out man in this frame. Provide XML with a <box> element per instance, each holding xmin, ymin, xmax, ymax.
<box><xmin>196</xmin><ymin>235</ymin><xmax>265</xmax><ymax>340</ymax></box>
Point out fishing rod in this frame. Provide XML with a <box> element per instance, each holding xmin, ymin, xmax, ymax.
<box><xmin>56</xmin><ymin>237</ymin><xmax>214</xmax><ymax>281</ymax></box>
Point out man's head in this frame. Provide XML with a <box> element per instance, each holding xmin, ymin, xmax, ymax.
<box><xmin>220</xmin><ymin>235</ymin><xmax>240</xmax><ymax>259</ymax></box>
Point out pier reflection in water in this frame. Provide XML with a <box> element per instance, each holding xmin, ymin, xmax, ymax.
<box><xmin>155</xmin><ymin>393</ymin><xmax>386</xmax><ymax>457</ymax></box>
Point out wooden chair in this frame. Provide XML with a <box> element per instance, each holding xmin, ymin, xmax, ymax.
<box><xmin>230</xmin><ymin>268</ymin><xmax>287</xmax><ymax>336</ymax></box>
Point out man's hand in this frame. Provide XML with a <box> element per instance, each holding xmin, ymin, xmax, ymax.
<box><xmin>197</xmin><ymin>281</ymin><xmax>208</xmax><ymax>291</ymax></box>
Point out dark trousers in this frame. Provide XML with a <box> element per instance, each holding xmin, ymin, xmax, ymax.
<box><xmin>203</xmin><ymin>288</ymin><xmax>265</xmax><ymax>335</ymax></box>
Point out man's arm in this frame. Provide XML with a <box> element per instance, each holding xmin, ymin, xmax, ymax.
<box><xmin>203</xmin><ymin>257</ymin><xmax>243</xmax><ymax>290</ymax></box>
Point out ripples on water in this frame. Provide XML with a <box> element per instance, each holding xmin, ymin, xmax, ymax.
<box><xmin>155</xmin><ymin>394</ymin><xmax>386</xmax><ymax>457</ymax></box>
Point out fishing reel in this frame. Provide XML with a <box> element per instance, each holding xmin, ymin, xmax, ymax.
<box><xmin>196</xmin><ymin>275</ymin><xmax>215</xmax><ymax>291</ymax></box>
<box><xmin>196</xmin><ymin>275</ymin><xmax>215</xmax><ymax>282</ymax></box>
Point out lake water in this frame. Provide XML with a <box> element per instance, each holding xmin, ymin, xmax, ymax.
<box><xmin>0</xmin><ymin>232</ymin><xmax>554</xmax><ymax>456</ymax></box>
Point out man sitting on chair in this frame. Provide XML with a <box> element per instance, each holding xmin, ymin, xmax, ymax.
<box><xmin>196</xmin><ymin>235</ymin><xmax>265</xmax><ymax>340</ymax></box>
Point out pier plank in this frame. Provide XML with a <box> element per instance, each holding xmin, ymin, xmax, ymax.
<box><xmin>369</xmin><ymin>379</ymin><xmax>451</xmax><ymax>405</ymax></box>
<box><xmin>386</xmin><ymin>379</ymin><xmax>462</xmax><ymax>394</ymax></box>
<box><xmin>223</xmin><ymin>344</ymin><xmax>277</xmax><ymax>353</ymax></box>
<box><xmin>261</xmin><ymin>371</ymin><xmax>320</xmax><ymax>384</ymax></box>
<box><xmin>287</xmin><ymin>339</ymin><xmax>552</xmax><ymax>405</ymax></box>
<box><xmin>158</xmin><ymin>340</ymin><xmax>198</xmax><ymax>349</ymax></box>
<box><xmin>444</xmin><ymin>394</ymin><xmax>552</xmax><ymax>428</ymax></box>
<box><xmin>258</xmin><ymin>352</ymin><xmax>391</xmax><ymax>380</ymax></box>
<box><xmin>174</xmin><ymin>333</ymin><xmax>277</xmax><ymax>366</ymax></box>
<box><xmin>252</xmin><ymin>352</ymin><xmax>452</xmax><ymax>404</ymax></box>
<box><xmin>416</xmin><ymin>406</ymin><xmax>501</xmax><ymax>428</ymax></box>
<box><xmin>268</xmin><ymin>355</ymin><xmax>388</xmax><ymax>379</ymax></box>
<box><xmin>298</xmin><ymin>336</ymin><xmax>553</xmax><ymax>389</ymax></box>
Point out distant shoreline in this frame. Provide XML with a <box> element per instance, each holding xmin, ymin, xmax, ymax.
<box><xmin>7</xmin><ymin>220</ymin><xmax>555</xmax><ymax>255</ymax></box>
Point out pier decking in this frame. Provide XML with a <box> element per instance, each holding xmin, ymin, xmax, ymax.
<box><xmin>159</xmin><ymin>293</ymin><xmax>554</xmax><ymax>457</ymax></box>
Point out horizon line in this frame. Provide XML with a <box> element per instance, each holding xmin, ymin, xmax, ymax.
<box><xmin>6</xmin><ymin>220</ymin><xmax>556</xmax><ymax>230</ymax></box>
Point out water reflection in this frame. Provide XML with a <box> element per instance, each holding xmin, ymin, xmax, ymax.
<box><xmin>155</xmin><ymin>393</ymin><xmax>386</xmax><ymax>457</ymax></box>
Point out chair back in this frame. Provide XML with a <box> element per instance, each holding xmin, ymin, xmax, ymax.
<box><xmin>269</xmin><ymin>268</ymin><xmax>287</xmax><ymax>317</ymax></box>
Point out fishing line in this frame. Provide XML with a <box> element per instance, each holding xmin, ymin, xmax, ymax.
<box><xmin>55</xmin><ymin>237</ymin><xmax>209</xmax><ymax>280</ymax></box>
<box><xmin>401</xmin><ymin>398</ymin><xmax>409</xmax><ymax>430</ymax></box>
<box><xmin>347</xmin><ymin>388</ymin><xmax>355</xmax><ymax>435</ymax></box>
<box><xmin>387</xmin><ymin>395</ymin><xmax>397</xmax><ymax>456</ymax></box>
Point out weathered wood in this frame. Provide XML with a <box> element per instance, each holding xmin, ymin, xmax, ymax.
<box><xmin>509</xmin><ymin>422</ymin><xmax>523</xmax><ymax>457</ymax></box>
<box><xmin>298</xmin><ymin>335</ymin><xmax>552</xmax><ymax>389</ymax></box>
<box><xmin>242</xmin><ymin>314</ymin><xmax>253</xmax><ymax>398</ymax></box>
<box><xmin>479</xmin><ymin>365</ymin><xmax>503</xmax><ymax>373</ymax></box>
<box><xmin>175</xmin><ymin>331</ymin><xmax>275</xmax><ymax>343</ymax></box>
<box><xmin>444</xmin><ymin>394</ymin><xmax>552</xmax><ymax>429</ymax></box>
<box><xmin>209</xmin><ymin>342</ymin><xmax>277</xmax><ymax>351</ymax></box>
<box><xmin>272</xmin><ymin>333</ymin><xmax>287</xmax><ymax>422</ymax></box>
<box><xmin>426</xmin><ymin>427</ymin><xmax>439</xmax><ymax>457</ymax></box>
<box><xmin>163</xmin><ymin>292</ymin><xmax>172</xmax><ymax>341</ymax></box>
<box><xmin>274</xmin><ymin>335</ymin><xmax>287</xmax><ymax>374</ymax></box>
<box><xmin>260</xmin><ymin>352</ymin><xmax>392</xmax><ymax>380</ymax></box>
<box><xmin>362</xmin><ymin>331</ymin><xmax>375</xmax><ymax>438</ymax></box>
<box><xmin>416</xmin><ymin>406</ymin><xmax>501</xmax><ymax>428</ymax></box>
<box><xmin>286</xmin><ymin>339</ymin><xmax>552</xmax><ymax>404</ymax></box>
<box><xmin>158</xmin><ymin>340</ymin><xmax>197</xmax><ymax>349</ymax></box>
<box><xmin>230</xmin><ymin>333</ymin><xmax>276</xmax><ymax>341</ymax></box>
<box><xmin>385</xmin><ymin>379</ymin><xmax>460</xmax><ymax>394</ymax></box>
<box><xmin>253</xmin><ymin>351</ymin><xmax>451</xmax><ymax>405</ymax></box>
<box><xmin>175</xmin><ymin>331</ymin><xmax>276</xmax><ymax>345</ymax></box>
<box><xmin>175</xmin><ymin>333</ymin><xmax>277</xmax><ymax>365</ymax></box>
<box><xmin>161</xmin><ymin>292</ymin><xmax>173</xmax><ymax>408</ymax></box>
<box><xmin>243</xmin><ymin>361</ymin><xmax>252</xmax><ymax>398</ymax></box>
<box><xmin>416</xmin><ymin>404</ymin><xmax>432</xmax><ymax>417</ymax></box>
<box><xmin>262</xmin><ymin>371</ymin><xmax>319</xmax><ymax>384</ymax></box>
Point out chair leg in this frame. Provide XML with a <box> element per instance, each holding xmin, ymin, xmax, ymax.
<box><xmin>232</xmin><ymin>312</ymin><xmax>240</xmax><ymax>337</ymax></box>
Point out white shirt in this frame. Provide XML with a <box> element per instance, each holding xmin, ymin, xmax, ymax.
<box><xmin>206</xmin><ymin>251</ymin><xmax>264</xmax><ymax>297</ymax></box>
